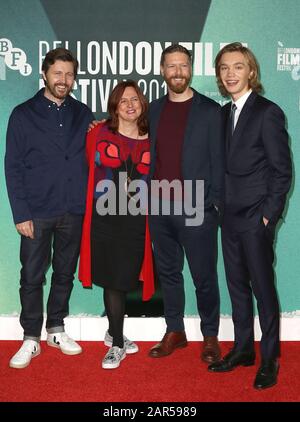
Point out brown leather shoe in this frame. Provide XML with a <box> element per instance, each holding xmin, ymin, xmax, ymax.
<box><xmin>201</xmin><ymin>336</ymin><xmax>221</xmax><ymax>364</ymax></box>
<box><xmin>149</xmin><ymin>331</ymin><xmax>188</xmax><ymax>358</ymax></box>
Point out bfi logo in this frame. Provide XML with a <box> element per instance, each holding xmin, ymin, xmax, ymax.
<box><xmin>0</xmin><ymin>38</ymin><xmax>32</xmax><ymax>80</ymax></box>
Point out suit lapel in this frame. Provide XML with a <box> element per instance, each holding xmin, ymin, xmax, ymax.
<box><xmin>229</xmin><ymin>91</ymin><xmax>257</xmax><ymax>157</ymax></box>
<box><xmin>223</xmin><ymin>103</ymin><xmax>232</xmax><ymax>155</ymax></box>
<box><xmin>182</xmin><ymin>92</ymin><xmax>199</xmax><ymax>150</ymax></box>
<box><xmin>149</xmin><ymin>96</ymin><xmax>166</xmax><ymax>176</ymax></box>
<box><xmin>150</xmin><ymin>99</ymin><xmax>165</xmax><ymax>149</ymax></box>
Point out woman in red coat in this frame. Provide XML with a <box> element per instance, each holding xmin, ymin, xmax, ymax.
<box><xmin>79</xmin><ymin>80</ymin><xmax>154</xmax><ymax>369</ymax></box>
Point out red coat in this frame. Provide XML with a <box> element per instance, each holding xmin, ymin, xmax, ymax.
<box><xmin>78</xmin><ymin>124</ymin><xmax>155</xmax><ymax>301</ymax></box>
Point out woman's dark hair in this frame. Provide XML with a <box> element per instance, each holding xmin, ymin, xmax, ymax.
<box><xmin>107</xmin><ymin>80</ymin><xmax>148</xmax><ymax>135</ymax></box>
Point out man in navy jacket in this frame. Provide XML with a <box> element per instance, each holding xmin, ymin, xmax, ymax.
<box><xmin>5</xmin><ymin>48</ymin><xmax>94</xmax><ymax>369</ymax></box>
<box><xmin>148</xmin><ymin>44</ymin><xmax>224</xmax><ymax>363</ymax></box>
<box><xmin>209</xmin><ymin>43</ymin><xmax>292</xmax><ymax>390</ymax></box>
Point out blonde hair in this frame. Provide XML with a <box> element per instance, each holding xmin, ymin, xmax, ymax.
<box><xmin>215</xmin><ymin>42</ymin><xmax>263</xmax><ymax>97</ymax></box>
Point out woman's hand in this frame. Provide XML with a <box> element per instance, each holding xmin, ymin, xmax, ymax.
<box><xmin>88</xmin><ymin>119</ymin><xmax>106</xmax><ymax>132</ymax></box>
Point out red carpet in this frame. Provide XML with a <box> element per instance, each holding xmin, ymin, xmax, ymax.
<box><xmin>0</xmin><ymin>341</ymin><xmax>299</xmax><ymax>402</ymax></box>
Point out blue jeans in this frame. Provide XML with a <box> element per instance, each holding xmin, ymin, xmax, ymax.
<box><xmin>19</xmin><ymin>213</ymin><xmax>83</xmax><ymax>339</ymax></box>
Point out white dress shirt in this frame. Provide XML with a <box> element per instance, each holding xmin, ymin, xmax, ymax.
<box><xmin>232</xmin><ymin>89</ymin><xmax>252</xmax><ymax>129</ymax></box>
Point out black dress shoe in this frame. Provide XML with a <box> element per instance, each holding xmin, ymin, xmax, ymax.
<box><xmin>208</xmin><ymin>349</ymin><xmax>255</xmax><ymax>372</ymax></box>
<box><xmin>254</xmin><ymin>359</ymin><xmax>279</xmax><ymax>390</ymax></box>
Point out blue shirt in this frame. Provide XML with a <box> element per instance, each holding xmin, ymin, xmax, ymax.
<box><xmin>5</xmin><ymin>89</ymin><xmax>94</xmax><ymax>224</ymax></box>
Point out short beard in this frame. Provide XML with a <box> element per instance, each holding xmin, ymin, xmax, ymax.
<box><xmin>166</xmin><ymin>76</ymin><xmax>191</xmax><ymax>94</ymax></box>
<box><xmin>45</xmin><ymin>81</ymin><xmax>72</xmax><ymax>100</ymax></box>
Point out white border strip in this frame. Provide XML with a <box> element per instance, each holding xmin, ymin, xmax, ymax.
<box><xmin>0</xmin><ymin>315</ymin><xmax>299</xmax><ymax>340</ymax></box>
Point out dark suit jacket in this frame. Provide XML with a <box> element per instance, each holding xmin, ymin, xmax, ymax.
<box><xmin>5</xmin><ymin>89</ymin><xmax>94</xmax><ymax>224</ymax></box>
<box><xmin>148</xmin><ymin>89</ymin><xmax>224</xmax><ymax>210</ymax></box>
<box><xmin>223</xmin><ymin>91</ymin><xmax>292</xmax><ymax>231</ymax></box>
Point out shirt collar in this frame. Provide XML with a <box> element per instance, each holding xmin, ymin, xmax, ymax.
<box><xmin>232</xmin><ymin>89</ymin><xmax>252</xmax><ymax>110</ymax></box>
<box><xmin>37</xmin><ymin>88</ymin><xmax>70</xmax><ymax>109</ymax></box>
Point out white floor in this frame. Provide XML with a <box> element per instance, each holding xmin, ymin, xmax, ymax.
<box><xmin>0</xmin><ymin>314</ymin><xmax>299</xmax><ymax>340</ymax></box>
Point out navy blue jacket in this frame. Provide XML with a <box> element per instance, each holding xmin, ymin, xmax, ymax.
<box><xmin>223</xmin><ymin>91</ymin><xmax>292</xmax><ymax>231</ymax></box>
<box><xmin>5</xmin><ymin>89</ymin><xmax>94</xmax><ymax>224</ymax></box>
<box><xmin>149</xmin><ymin>89</ymin><xmax>224</xmax><ymax>210</ymax></box>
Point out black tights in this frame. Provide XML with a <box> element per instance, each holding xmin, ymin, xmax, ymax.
<box><xmin>103</xmin><ymin>288</ymin><xmax>126</xmax><ymax>348</ymax></box>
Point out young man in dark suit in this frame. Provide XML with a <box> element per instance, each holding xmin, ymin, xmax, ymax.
<box><xmin>5</xmin><ymin>48</ymin><xmax>94</xmax><ymax>368</ymax></box>
<box><xmin>209</xmin><ymin>43</ymin><xmax>292</xmax><ymax>389</ymax></box>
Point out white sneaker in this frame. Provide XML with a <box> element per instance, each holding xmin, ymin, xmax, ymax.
<box><xmin>47</xmin><ymin>332</ymin><xmax>82</xmax><ymax>355</ymax></box>
<box><xmin>102</xmin><ymin>346</ymin><xmax>126</xmax><ymax>369</ymax></box>
<box><xmin>9</xmin><ymin>340</ymin><xmax>41</xmax><ymax>369</ymax></box>
<box><xmin>104</xmin><ymin>330</ymin><xmax>139</xmax><ymax>354</ymax></box>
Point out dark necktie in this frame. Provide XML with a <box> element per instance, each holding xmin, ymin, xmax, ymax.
<box><xmin>230</xmin><ymin>103</ymin><xmax>237</xmax><ymax>135</ymax></box>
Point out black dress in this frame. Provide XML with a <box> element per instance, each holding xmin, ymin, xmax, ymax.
<box><xmin>90</xmin><ymin>128</ymin><xmax>150</xmax><ymax>292</ymax></box>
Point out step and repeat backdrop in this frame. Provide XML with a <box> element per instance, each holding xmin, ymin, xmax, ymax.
<box><xmin>1</xmin><ymin>0</ymin><xmax>299</xmax><ymax>317</ymax></box>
